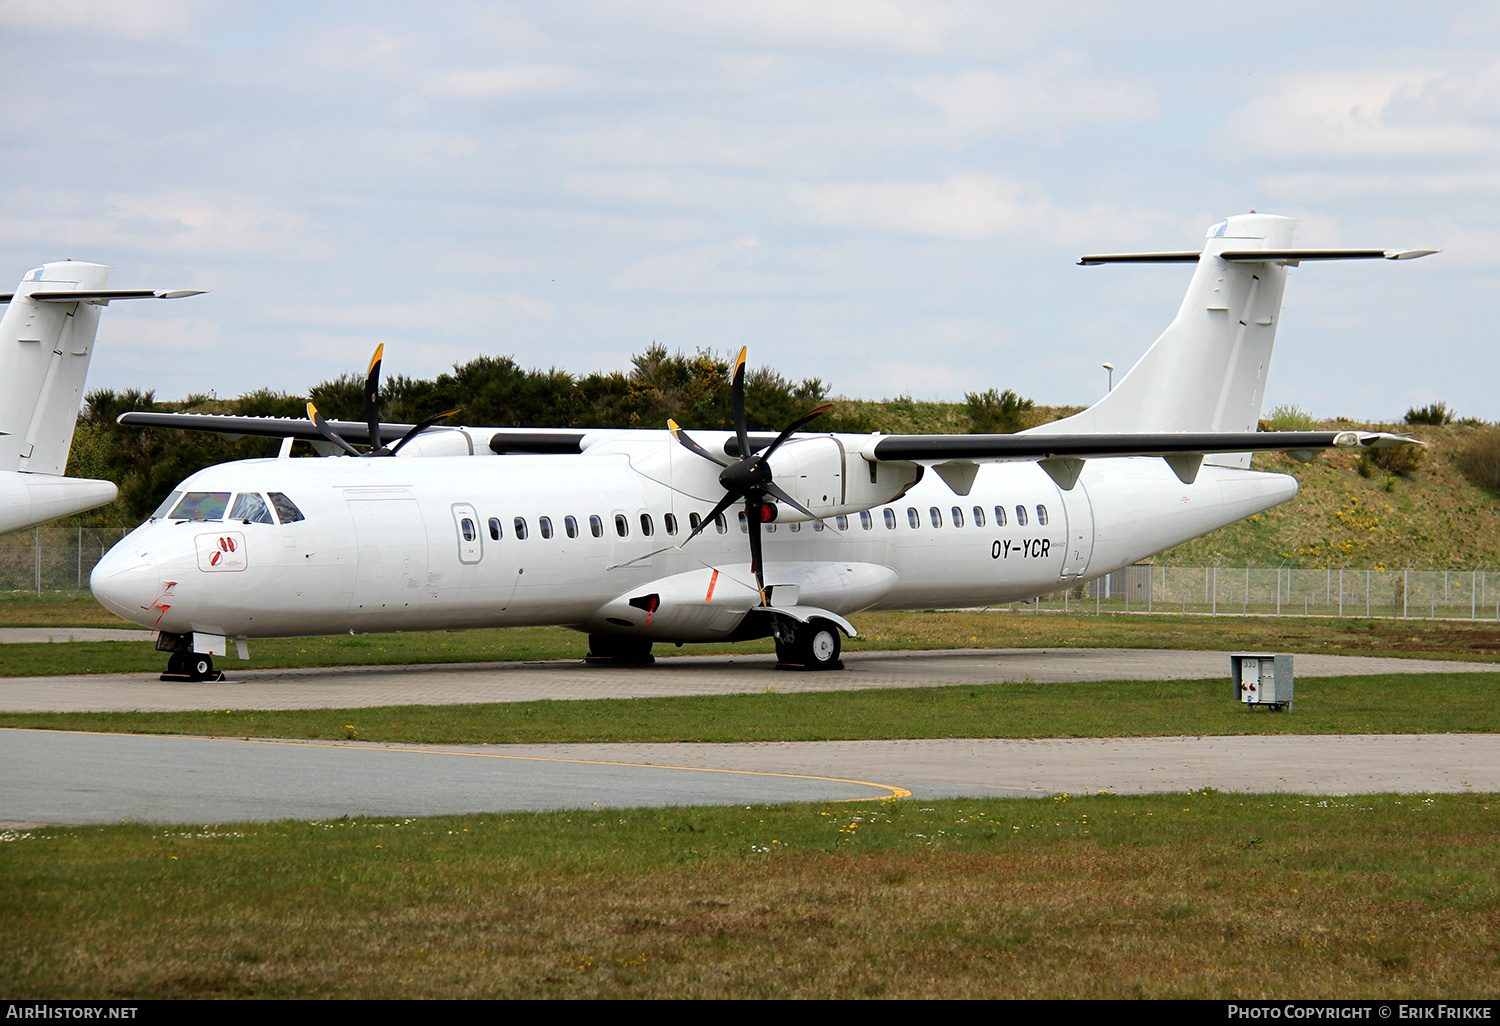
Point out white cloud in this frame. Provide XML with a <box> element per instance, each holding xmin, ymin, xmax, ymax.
<box><xmin>792</xmin><ymin>175</ymin><xmax>1041</xmax><ymax>240</ymax></box>
<box><xmin>0</xmin><ymin>0</ymin><xmax>201</xmax><ymax>40</ymax></box>
<box><xmin>1219</xmin><ymin>70</ymin><xmax>1500</xmax><ymax>160</ymax></box>
<box><xmin>423</xmin><ymin>64</ymin><xmax>586</xmax><ymax>100</ymax></box>
<box><xmin>900</xmin><ymin>56</ymin><xmax>1158</xmax><ymax>138</ymax></box>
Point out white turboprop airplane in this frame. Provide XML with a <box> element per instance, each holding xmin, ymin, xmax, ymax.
<box><xmin>94</xmin><ymin>213</ymin><xmax>1432</xmax><ymax>680</ymax></box>
<box><xmin>0</xmin><ymin>261</ymin><xmax>203</xmax><ymax>534</ymax></box>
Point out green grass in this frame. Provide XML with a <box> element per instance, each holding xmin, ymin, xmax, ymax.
<box><xmin>5</xmin><ymin>672</ymin><xmax>1498</xmax><ymax>744</ymax></box>
<box><xmin>4</xmin><ymin>793</ymin><xmax>1496</xmax><ymax>998</ymax></box>
<box><xmin>5</xmin><ymin>608</ymin><xmax>1500</xmax><ymax>677</ymax></box>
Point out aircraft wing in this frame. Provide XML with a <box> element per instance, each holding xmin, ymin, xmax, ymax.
<box><xmin>864</xmin><ymin>429</ymin><xmax>1418</xmax><ymax>491</ymax></box>
<box><xmin>116</xmin><ymin>411</ymin><xmax>397</xmax><ymax>443</ymax></box>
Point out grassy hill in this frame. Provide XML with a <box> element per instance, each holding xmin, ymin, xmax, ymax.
<box><xmin>835</xmin><ymin>398</ymin><xmax>1499</xmax><ymax>570</ymax></box>
<box><xmin>1157</xmin><ymin>422</ymin><xmax>1500</xmax><ymax>569</ymax></box>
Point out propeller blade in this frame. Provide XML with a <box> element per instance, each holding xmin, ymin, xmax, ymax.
<box><xmin>729</xmin><ymin>346</ymin><xmax>750</xmax><ymax>459</ymax></box>
<box><xmin>762</xmin><ymin>402</ymin><xmax>834</xmax><ymax>460</ymax></box>
<box><xmin>668</xmin><ymin>419</ymin><xmax>730</xmax><ymax>468</ymax></box>
<box><xmin>764</xmin><ymin>482</ymin><xmax>840</xmax><ymax>532</ymax></box>
<box><xmin>681</xmin><ymin>492</ymin><xmax>740</xmax><ymax>547</ymax></box>
<box><xmin>385</xmin><ymin>408</ymin><xmax>462</xmax><ymax>455</ymax></box>
<box><xmin>745</xmin><ymin>498</ymin><xmax>767</xmax><ymax>606</ymax></box>
<box><xmin>306</xmin><ymin>402</ymin><xmax>364</xmax><ymax>457</ymax></box>
<box><xmin>364</xmin><ymin>344</ymin><xmax>384</xmax><ymax>452</ymax></box>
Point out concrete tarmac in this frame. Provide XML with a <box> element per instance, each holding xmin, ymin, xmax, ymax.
<box><xmin>3</xmin><ymin>647</ymin><xmax>1494</xmax><ymax>713</ymax></box>
<box><xmin>3</xmin><ymin>647</ymin><xmax>1497</xmax><ymax>825</ymax></box>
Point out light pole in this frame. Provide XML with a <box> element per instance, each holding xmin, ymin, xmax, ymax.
<box><xmin>1102</xmin><ymin>363</ymin><xmax>1114</xmax><ymax>393</ymax></box>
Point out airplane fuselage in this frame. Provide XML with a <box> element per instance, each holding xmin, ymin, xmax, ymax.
<box><xmin>91</xmin><ymin>437</ymin><xmax>1296</xmax><ymax>645</ymax></box>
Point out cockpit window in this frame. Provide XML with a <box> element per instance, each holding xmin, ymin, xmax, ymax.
<box><xmin>168</xmin><ymin>491</ymin><xmax>231</xmax><ymax>521</ymax></box>
<box><xmin>267</xmin><ymin>492</ymin><xmax>305</xmax><ymax>524</ymax></box>
<box><xmin>230</xmin><ymin>492</ymin><xmax>275</xmax><ymax>524</ymax></box>
<box><xmin>149</xmin><ymin>491</ymin><xmax>183</xmax><ymax>521</ymax></box>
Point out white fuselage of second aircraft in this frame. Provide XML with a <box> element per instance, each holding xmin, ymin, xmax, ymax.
<box><xmin>91</xmin><ymin>438</ymin><xmax>1295</xmax><ymax>643</ymax></box>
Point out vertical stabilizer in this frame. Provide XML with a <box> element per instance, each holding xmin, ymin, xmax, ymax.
<box><xmin>1030</xmin><ymin>214</ymin><xmax>1296</xmax><ymax>468</ymax></box>
<box><xmin>0</xmin><ymin>261</ymin><xmax>112</xmax><ymax>475</ymax></box>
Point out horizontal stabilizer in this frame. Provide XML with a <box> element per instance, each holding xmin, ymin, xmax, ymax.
<box><xmin>0</xmin><ymin>289</ymin><xmax>205</xmax><ymax>303</ymax></box>
<box><xmin>1079</xmin><ymin>248</ymin><xmax>1437</xmax><ymax>266</ymax></box>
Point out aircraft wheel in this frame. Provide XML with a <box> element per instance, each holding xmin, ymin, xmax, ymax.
<box><xmin>165</xmin><ymin>651</ymin><xmax>188</xmax><ymax>676</ymax></box>
<box><xmin>585</xmin><ymin>634</ymin><xmax>655</xmax><ymax>665</ymax></box>
<box><xmin>189</xmin><ymin>654</ymin><xmax>214</xmax><ymax>682</ymax></box>
<box><xmin>777</xmin><ymin>618</ymin><xmax>843</xmax><ymax>671</ymax></box>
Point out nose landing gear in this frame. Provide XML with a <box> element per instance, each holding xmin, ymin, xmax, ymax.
<box><xmin>158</xmin><ymin>633</ymin><xmax>225</xmax><ymax>682</ymax></box>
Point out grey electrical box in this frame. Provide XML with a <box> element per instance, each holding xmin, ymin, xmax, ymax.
<box><xmin>1231</xmin><ymin>652</ymin><xmax>1293</xmax><ymax>711</ymax></box>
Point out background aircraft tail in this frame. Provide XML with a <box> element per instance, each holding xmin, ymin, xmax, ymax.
<box><xmin>1028</xmin><ymin>213</ymin><xmax>1432</xmax><ymax>469</ymax></box>
<box><xmin>0</xmin><ymin>261</ymin><xmax>112</xmax><ymax>476</ymax></box>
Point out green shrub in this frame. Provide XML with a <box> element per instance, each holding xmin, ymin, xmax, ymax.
<box><xmin>966</xmin><ymin>388</ymin><xmax>1034</xmax><ymax>433</ymax></box>
<box><xmin>1405</xmin><ymin>401</ymin><xmax>1453</xmax><ymax>426</ymax></box>
<box><xmin>1265</xmin><ymin>404</ymin><xmax>1316</xmax><ymax>431</ymax></box>
<box><xmin>1360</xmin><ymin>443</ymin><xmax>1423</xmax><ymax>478</ymax></box>
<box><xmin>1456</xmin><ymin>427</ymin><xmax>1500</xmax><ymax>491</ymax></box>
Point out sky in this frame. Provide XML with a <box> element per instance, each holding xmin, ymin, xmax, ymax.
<box><xmin>1</xmin><ymin>1</ymin><xmax>1495</xmax><ymax>421</ymax></box>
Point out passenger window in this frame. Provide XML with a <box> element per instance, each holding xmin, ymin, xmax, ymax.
<box><xmin>169</xmin><ymin>491</ymin><xmax>231</xmax><ymax>521</ymax></box>
<box><xmin>539</xmin><ymin>516</ymin><xmax>554</xmax><ymax>539</ymax></box>
<box><xmin>884</xmin><ymin>508</ymin><xmax>896</xmax><ymax>530</ymax></box>
<box><xmin>689</xmin><ymin>512</ymin><xmax>701</xmax><ymax>532</ymax></box>
<box><xmin>715</xmin><ymin>514</ymin><xmax>727</xmax><ymax>534</ymax></box>
<box><xmin>907</xmin><ymin>507</ymin><xmax>920</xmax><ymax>529</ymax></box>
<box><xmin>461</xmin><ymin>518</ymin><xmax>477</xmax><ymax>542</ymax></box>
<box><xmin>766</xmin><ymin>523</ymin><xmax>778</xmax><ymax>534</ymax></box>
<box><xmin>664</xmin><ymin>513</ymin><xmax>677</xmax><ymax>536</ymax></box>
<box><xmin>513</xmin><ymin>517</ymin><xmax>529</xmax><ymax>540</ymax></box>
<box><xmin>738</xmin><ymin>511</ymin><xmax>748</xmax><ymax>534</ymax></box>
<box><xmin>788</xmin><ymin>522</ymin><xmax>801</xmax><ymax>533</ymax></box>
<box><xmin>1037</xmin><ymin>505</ymin><xmax>1049</xmax><ymax>526</ymax></box>
<box><xmin>614</xmin><ymin>514</ymin><xmax>628</xmax><ymax>538</ymax></box>
<box><xmin>860</xmin><ymin>511</ymin><xmax>872</xmax><ymax>530</ymax></box>
<box><xmin>1015</xmin><ymin>505</ymin><xmax>1028</xmax><ymax>527</ymax></box>
<box><xmin>230</xmin><ymin>492</ymin><xmax>274</xmax><ymax>524</ymax></box>
<box><xmin>930</xmin><ymin>507</ymin><xmax>942</xmax><ymax>528</ymax></box>
<box><xmin>973</xmin><ymin>506</ymin><xmax>985</xmax><ymax>528</ymax></box>
<box><xmin>951</xmin><ymin>506</ymin><xmax>964</xmax><ymax>528</ymax></box>
<box><xmin>640</xmin><ymin>513</ymin><xmax>653</xmax><ymax>537</ymax></box>
<box><xmin>565</xmin><ymin>515</ymin><xmax>578</xmax><ymax>539</ymax></box>
<box><xmin>994</xmin><ymin>505</ymin><xmax>1007</xmax><ymax>527</ymax></box>
<box><xmin>590</xmin><ymin>514</ymin><xmax>603</xmax><ymax>538</ymax></box>
<box><xmin>835</xmin><ymin>515</ymin><xmax>848</xmax><ymax>531</ymax></box>
<box><xmin>488</xmin><ymin>517</ymin><xmax>502</xmax><ymax>541</ymax></box>
<box><xmin>268</xmin><ymin>493</ymin><xmax>305</xmax><ymax>524</ymax></box>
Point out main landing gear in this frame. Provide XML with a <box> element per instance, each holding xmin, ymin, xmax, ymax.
<box><xmin>585</xmin><ymin>633</ymin><xmax>655</xmax><ymax>665</ymax></box>
<box><xmin>773</xmin><ymin>616</ymin><xmax>843</xmax><ymax>671</ymax></box>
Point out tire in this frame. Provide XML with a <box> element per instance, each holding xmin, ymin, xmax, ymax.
<box><xmin>776</xmin><ymin>617</ymin><xmax>843</xmax><ymax>671</ymax></box>
<box><xmin>166</xmin><ymin>651</ymin><xmax>188</xmax><ymax>676</ymax></box>
<box><xmin>585</xmin><ymin>634</ymin><xmax>655</xmax><ymax>665</ymax></box>
<box><xmin>189</xmin><ymin>654</ymin><xmax>214</xmax><ymax>682</ymax></box>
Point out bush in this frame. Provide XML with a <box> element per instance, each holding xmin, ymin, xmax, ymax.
<box><xmin>965</xmin><ymin>388</ymin><xmax>1034</xmax><ymax>434</ymax></box>
<box><xmin>1457</xmin><ymin>427</ymin><xmax>1500</xmax><ymax>491</ymax></box>
<box><xmin>1265</xmin><ymin>404</ymin><xmax>1316</xmax><ymax>431</ymax></box>
<box><xmin>1360</xmin><ymin>443</ymin><xmax>1423</xmax><ymax>478</ymax></box>
<box><xmin>1405</xmin><ymin>401</ymin><xmax>1453</xmax><ymax>426</ymax></box>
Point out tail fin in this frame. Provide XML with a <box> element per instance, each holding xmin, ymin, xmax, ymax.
<box><xmin>1028</xmin><ymin>213</ymin><xmax>1434</xmax><ymax>468</ymax></box>
<box><xmin>0</xmin><ymin>261</ymin><xmax>113</xmax><ymax>475</ymax></box>
<box><xmin>0</xmin><ymin>262</ymin><xmax>206</xmax><ymax>476</ymax></box>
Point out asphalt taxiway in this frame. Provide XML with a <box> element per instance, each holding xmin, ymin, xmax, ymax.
<box><xmin>3</xmin><ymin>647</ymin><xmax>1497</xmax><ymax>825</ymax></box>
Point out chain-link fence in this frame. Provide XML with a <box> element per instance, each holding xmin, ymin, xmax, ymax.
<box><xmin>1</xmin><ymin>526</ymin><xmax>130</xmax><ymax>593</ymax></box>
<box><xmin>1045</xmin><ymin>564</ymin><xmax>1500</xmax><ymax>620</ymax></box>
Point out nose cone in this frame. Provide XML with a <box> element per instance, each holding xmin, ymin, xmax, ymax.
<box><xmin>90</xmin><ymin>544</ymin><xmax>162</xmax><ymax>627</ymax></box>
